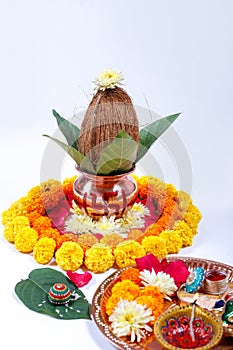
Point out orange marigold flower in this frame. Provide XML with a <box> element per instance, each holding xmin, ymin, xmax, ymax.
<box><xmin>144</xmin><ymin>223</ymin><xmax>161</xmax><ymax>237</ymax></box>
<box><xmin>78</xmin><ymin>233</ymin><xmax>99</xmax><ymax>251</ymax></box>
<box><xmin>105</xmin><ymin>293</ymin><xmax>135</xmax><ymax>316</ymax></box>
<box><xmin>100</xmin><ymin>233</ymin><xmax>124</xmax><ymax>247</ymax></box>
<box><xmin>27</xmin><ymin>211</ymin><xmax>42</xmax><ymax>225</ymax></box>
<box><xmin>26</xmin><ymin>186</ymin><xmax>45</xmax><ymax>215</ymax></box>
<box><xmin>40</xmin><ymin>227</ymin><xmax>62</xmax><ymax>250</ymax></box>
<box><xmin>162</xmin><ymin>197</ymin><xmax>176</xmax><ymax>216</ymax></box>
<box><xmin>136</xmin><ymin>295</ymin><xmax>164</xmax><ymax>321</ymax></box>
<box><xmin>111</xmin><ymin>279</ymin><xmax>140</xmax><ymax>299</ymax></box>
<box><xmin>32</xmin><ymin>216</ymin><xmax>52</xmax><ymax>235</ymax></box>
<box><xmin>40</xmin><ymin>179</ymin><xmax>65</xmax><ymax>211</ymax></box>
<box><xmin>121</xmin><ymin>267</ymin><xmax>141</xmax><ymax>285</ymax></box>
<box><xmin>139</xmin><ymin>285</ymin><xmax>163</xmax><ymax>300</ymax></box>
<box><xmin>128</xmin><ymin>229</ymin><xmax>144</xmax><ymax>241</ymax></box>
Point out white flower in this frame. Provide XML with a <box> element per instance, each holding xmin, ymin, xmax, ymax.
<box><xmin>64</xmin><ymin>214</ymin><xmax>95</xmax><ymax>234</ymax></box>
<box><xmin>94</xmin><ymin>69</ymin><xmax>124</xmax><ymax>91</ymax></box>
<box><xmin>94</xmin><ymin>215</ymin><xmax>121</xmax><ymax>234</ymax></box>
<box><xmin>109</xmin><ymin>299</ymin><xmax>154</xmax><ymax>342</ymax></box>
<box><xmin>140</xmin><ymin>269</ymin><xmax>177</xmax><ymax>299</ymax></box>
<box><xmin>130</xmin><ymin>202</ymin><xmax>150</xmax><ymax>217</ymax></box>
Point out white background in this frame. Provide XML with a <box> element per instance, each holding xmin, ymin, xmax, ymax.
<box><xmin>0</xmin><ymin>1</ymin><xmax>233</xmax><ymax>349</ymax></box>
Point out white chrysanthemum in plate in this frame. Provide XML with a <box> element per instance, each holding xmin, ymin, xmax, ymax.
<box><xmin>94</xmin><ymin>69</ymin><xmax>124</xmax><ymax>91</ymax></box>
<box><xmin>140</xmin><ymin>269</ymin><xmax>177</xmax><ymax>299</ymax></box>
<box><xmin>109</xmin><ymin>299</ymin><xmax>154</xmax><ymax>342</ymax></box>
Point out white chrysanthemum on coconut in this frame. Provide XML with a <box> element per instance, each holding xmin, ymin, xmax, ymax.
<box><xmin>94</xmin><ymin>68</ymin><xmax>124</xmax><ymax>91</ymax></box>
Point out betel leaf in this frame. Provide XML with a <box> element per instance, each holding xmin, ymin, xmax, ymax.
<box><xmin>15</xmin><ymin>268</ymin><xmax>91</xmax><ymax>320</ymax></box>
<box><xmin>52</xmin><ymin>109</ymin><xmax>80</xmax><ymax>148</ymax></box>
<box><xmin>96</xmin><ymin>130</ymin><xmax>138</xmax><ymax>175</ymax></box>
<box><xmin>43</xmin><ymin>134</ymin><xmax>95</xmax><ymax>174</ymax></box>
<box><xmin>136</xmin><ymin>113</ymin><xmax>180</xmax><ymax>162</ymax></box>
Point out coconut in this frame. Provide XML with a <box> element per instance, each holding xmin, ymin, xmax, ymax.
<box><xmin>78</xmin><ymin>86</ymin><xmax>139</xmax><ymax>167</ymax></box>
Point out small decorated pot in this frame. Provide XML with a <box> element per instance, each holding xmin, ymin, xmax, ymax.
<box><xmin>48</xmin><ymin>283</ymin><xmax>71</xmax><ymax>305</ymax></box>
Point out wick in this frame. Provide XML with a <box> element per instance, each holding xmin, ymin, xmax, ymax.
<box><xmin>190</xmin><ymin>296</ymin><xmax>198</xmax><ymax>342</ymax></box>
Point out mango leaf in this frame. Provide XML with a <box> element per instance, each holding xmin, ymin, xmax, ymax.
<box><xmin>96</xmin><ymin>130</ymin><xmax>138</xmax><ymax>175</ymax></box>
<box><xmin>52</xmin><ymin>109</ymin><xmax>80</xmax><ymax>148</ymax></box>
<box><xmin>15</xmin><ymin>268</ymin><xmax>91</xmax><ymax>320</ymax></box>
<box><xmin>43</xmin><ymin>134</ymin><xmax>95</xmax><ymax>174</ymax></box>
<box><xmin>136</xmin><ymin>113</ymin><xmax>180</xmax><ymax>162</ymax></box>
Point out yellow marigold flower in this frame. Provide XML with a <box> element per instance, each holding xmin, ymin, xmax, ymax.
<box><xmin>183</xmin><ymin>204</ymin><xmax>202</xmax><ymax>234</ymax></box>
<box><xmin>3</xmin><ymin>215</ymin><xmax>30</xmax><ymax>243</ymax></box>
<box><xmin>33</xmin><ymin>237</ymin><xmax>56</xmax><ymax>264</ymax></box>
<box><xmin>113</xmin><ymin>240</ymin><xmax>145</xmax><ymax>268</ymax></box>
<box><xmin>173</xmin><ymin>220</ymin><xmax>194</xmax><ymax>247</ymax></box>
<box><xmin>121</xmin><ymin>267</ymin><xmax>141</xmax><ymax>285</ymax></box>
<box><xmin>141</xmin><ymin>236</ymin><xmax>168</xmax><ymax>259</ymax></box>
<box><xmin>62</xmin><ymin>175</ymin><xmax>77</xmax><ymax>197</ymax></box>
<box><xmin>40</xmin><ymin>227</ymin><xmax>62</xmax><ymax>250</ymax></box>
<box><xmin>160</xmin><ymin>230</ymin><xmax>183</xmax><ymax>254</ymax></box>
<box><xmin>136</xmin><ymin>295</ymin><xmax>164</xmax><ymax>321</ymax></box>
<box><xmin>105</xmin><ymin>292</ymin><xmax>135</xmax><ymax>316</ymax></box>
<box><xmin>176</xmin><ymin>190</ymin><xmax>192</xmax><ymax>213</ymax></box>
<box><xmin>84</xmin><ymin>243</ymin><xmax>115</xmax><ymax>273</ymax></box>
<box><xmin>55</xmin><ymin>241</ymin><xmax>84</xmax><ymax>271</ymax></box>
<box><xmin>166</xmin><ymin>183</ymin><xmax>177</xmax><ymax>200</ymax></box>
<box><xmin>14</xmin><ymin>227</ymin><xmax>38</xmax><ymax>253</ymax></box>
<box><xmin>1</xmin><ymin>197</ymin><xmax>28</xmax><ymax>226</ymax></box>
<box><xmin>100</xmin><ymin>233</ymin><xmax>124</xmax><ymax>247</ymax></box>
<box><xmin>111</xmin><ymin>279</ymin><xmax>141</xmax><ymax>298</ymax></box>
<box><xmin>32</xmin><ymin>216</ymin><xmax>52</xmax><ymax>235</ymax></box>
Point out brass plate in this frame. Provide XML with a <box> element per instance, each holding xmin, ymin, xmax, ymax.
<box><xmin>92</xmin><ymin>256</ymin><xmax>233</xmax><ymax>349</ymax></box>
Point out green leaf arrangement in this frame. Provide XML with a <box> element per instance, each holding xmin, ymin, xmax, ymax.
<box><xmin>43</xmin><ymin>110</ymin><xmax>180</xmax><ymax>175</ymax></box>
<box><xmin>15</xmin><ymin>268</ymin><xmax>91</xmax><ymax>320</ymax></box>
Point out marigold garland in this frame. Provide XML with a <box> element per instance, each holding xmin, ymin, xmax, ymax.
<box><xmin>1</xmin><ymin>175</ymin><xmax>202</xmax><ymax>273</ymax></box>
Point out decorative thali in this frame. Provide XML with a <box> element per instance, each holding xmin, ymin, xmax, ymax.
<box><xmin>92</xmin><ymin>256</ymin><xmax>233</xmax><ymax>349</ymax></box>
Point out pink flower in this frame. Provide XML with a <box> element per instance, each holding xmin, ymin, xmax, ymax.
<box><xmin>162</xmin><ymin>259</ymin><xmax>190</xmax><ymax>288</ymax></box>
<box><xmin>66</xmin><ymin>270</ymin><xmax>92</xmax><ymax>288</ymax></box>
<box><xmin>135</xmin><ymin>254</ymin><xmax>163</xmax><ymax>273</ymax></box>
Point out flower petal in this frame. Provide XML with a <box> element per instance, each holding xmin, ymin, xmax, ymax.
<box><xmin>66</xmin><ymin>270</ymin><xmax>92</xmax><ymax>287</ymax></box>
<box><xmin>135</xmin><ymin>254</ymin><xmax>163</xmax><ymax>273</ymax></box>
<box><xmin>163</xmin><ymin>260</ymin><xmax>190</xmax><ymax>288</ymax></box>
